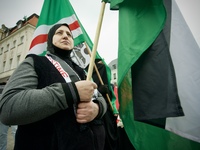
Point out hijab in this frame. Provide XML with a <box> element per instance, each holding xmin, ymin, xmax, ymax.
<box><xmin>47</xmin><ymin>23</ymin><xmax>85</xmax><ymax>80</ymax></box>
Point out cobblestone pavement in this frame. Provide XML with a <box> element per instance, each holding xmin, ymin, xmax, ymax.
<box><xmin>7</xmin><ymin>127</ymin><xmax>14</xmax><ymax>150</ymax></box>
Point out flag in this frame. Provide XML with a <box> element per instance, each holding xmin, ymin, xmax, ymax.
<box><xmin>110</xmin><ymin>0</ymin><xmax>200</xmax><ymax>149</ymax></box>
<box><xmin>28</xmin><ymin>0</ymin><xmax>118</xmax><ymax>113</ymax></box>
<box><xmin>29</xmin><ymin>0</ymin><xmax>93</xmax><ymax>68</ymax></box>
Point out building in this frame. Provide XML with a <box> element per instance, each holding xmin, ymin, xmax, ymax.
<box><xmin>108</xmin><ymin>58</ymin><xmax>117</xmax><ymax>85</ymax></box>
<box><xmin>0</xmin><ymin>13</ymin><xmax>38</xmax><ymax>83</ymax></box>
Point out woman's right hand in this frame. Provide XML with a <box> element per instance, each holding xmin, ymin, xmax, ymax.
<box><xmin>75</xmin><ymin>80</ymin><xmax>97</xmax><ymax>102</ymax></box>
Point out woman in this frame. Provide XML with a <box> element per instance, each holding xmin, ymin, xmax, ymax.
<box><xmin>0</xmin><ymin>23</ymin><xmax>107</xmax><ymax>150</ymax></box>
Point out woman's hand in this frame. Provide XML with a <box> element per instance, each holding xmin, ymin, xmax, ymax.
<box><xmin>75</xmin><ymin>81</ymin><xmax>97</xmax><ymax>102</ymax></box>
<box><xmin>76</xmin><ymin>101</ymin><xmax>99</xmax><ymax>123</ymax></box>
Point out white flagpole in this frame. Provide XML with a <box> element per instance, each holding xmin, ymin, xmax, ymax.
<box><xmin>85</xmin><ymin>42</ymin><xmax>114</xmax><ymax>111</ymax></box>
<box><xmin>86</xmin><ymin>2</ymin><xmax>106</xmax><ymax>81</ymax></box>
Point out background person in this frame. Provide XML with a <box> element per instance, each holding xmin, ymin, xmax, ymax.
<box><xmin>0</xmin><ymin>82</ymin><xmax>17</xmax><ymax>150</ymax></box>
<box><xmin>0</xmin><ymin>121</ymin><xmax>17</xmax><ymax>150</ymax></box>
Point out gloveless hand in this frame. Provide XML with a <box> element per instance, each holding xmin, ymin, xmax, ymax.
<box><xmin>76</xmin><ymin>101</ymin><xmax>99</xmax><ymax>123</ymax></box>
<box><xmin>75</xmin><ymin>80</ymin><xmax>97</xmax><ymax>102</ymax></box>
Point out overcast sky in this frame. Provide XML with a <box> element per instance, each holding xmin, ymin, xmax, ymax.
<box><xmin>0</xmin><ymin>0</ymin><xmax>199</xmax><ymax>64</ymax></box>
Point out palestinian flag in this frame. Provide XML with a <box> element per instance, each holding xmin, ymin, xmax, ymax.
<box><xmin>110</xmin><ymin>0</ymin><xmax>200</xmax><ymax>149</ymax></box>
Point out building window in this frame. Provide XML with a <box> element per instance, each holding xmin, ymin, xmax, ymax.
<box><xmin>5</xmin><ymin>44</ymin><xmax>9</xmax><ymax>52</ymax></box>
<box><xmin>20</xmin><ymin>36</ymin><xmax>24</xmax><ymax>44</ymax></box>
<box><xmin>17</xmin><ymin>55</ymin><xmax>21</xmax><ymax>66</ymax></box>
<box><xmin>0</xmin><ymin>47</ymin><xmax>3</xmax><ymax>54</ymax></box>
<box><xmin>112</xmin><ymin>64</ymin><xmax>116</xmax><ymax>69</ymax></box>
<box><xmin>12</xmin><ymin>40</ymin><xmax>16</xmax><ymax>48</ymax></box>
<box><xmin>3</xmin><ymin>61</ymin><xmax>6</xmax><ymax>71</ymax></box>
<box><xmin>10</xmin><ymin>58</ymin><xmax>13</xmax><ymax>66</ymax></box>
<box><xmin>6</xmin><ymin>32</ymin><xmax>9</xmax><ymax>37</ymax></box>
<box><xmin>18</xmin><ymin>36</ymin><xmax>24</xmax><ymax>45</ymax></box>
<box><xmin>113</xmin><ymin>73</ymin><xmax>116</xmax><ymax>79</ymax></box>
<box><xmin>16</xmin><ymin>20</ymin><xmax>23</xmax><ymax>29</ymax></box>
<box><xmin>17</xmin><ymin>23</ymin><xmax>22</xmax><ymax>29</ymax></box>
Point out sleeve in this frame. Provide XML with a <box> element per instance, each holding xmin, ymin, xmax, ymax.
<box><xmin>92</xmin><ymin>90</ymin><xmax>107</xmax><ymax>119</ymax></box>
<box><xmin>0</xmin><ymin>57</ymin><xmax>77</xmax><ymax>125</ymax></box>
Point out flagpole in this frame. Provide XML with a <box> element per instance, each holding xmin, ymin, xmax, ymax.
<box><xmin>86</xmin><ymin>2</ymin><xmax>106</xmax><ymax>81</ymax></box>
<box><xmin>84</xmin><ymin>42</ymin><xmax>114</xmax><ymax>111</ymax></box>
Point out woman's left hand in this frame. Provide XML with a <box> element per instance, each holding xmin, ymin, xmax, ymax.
<box><xmin>76</xmin><ymin>101</ymin><xmax>99</xmax><ymax>123</ymax></box>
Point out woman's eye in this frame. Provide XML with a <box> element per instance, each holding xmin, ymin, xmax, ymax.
<box><xmin>67</xmin><ymin>33</ymin><xmax>72</xmax><ymax>37</ymax></box>
<box><xmin>55</xmin><ymin>31</ymin><xmax>62</xmax><ymax>35</ymax></box>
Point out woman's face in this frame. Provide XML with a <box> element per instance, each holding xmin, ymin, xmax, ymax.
<box><xmin>52</xmin><ymin>25</ymin><xmax>74</xmax><ymax>50</ymax></box>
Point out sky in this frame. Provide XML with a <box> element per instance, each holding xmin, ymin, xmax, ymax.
<box><xmin>0</xmin><ymin>0</ymin><xmax>199</xmax><ymax>64</ymax></box>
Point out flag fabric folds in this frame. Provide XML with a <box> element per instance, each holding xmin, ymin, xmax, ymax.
<box><xmin>110</xmin><ymin>0</ymin><xmax>200</xmax><ymax>149</ymax></box>
<box><xmin>29</xmin><ymin>0</ymin><xmax>84</xmax><ymax>55</ymax></box>
<box><xmin>29</xmin><ymin>0</ymin><xmax>100</xmax><ymax>68</ymax></box>
<box><xmin>165</xmin><ymin>0</ymin><xmax>200</xmax><ymax>143</ymax></box>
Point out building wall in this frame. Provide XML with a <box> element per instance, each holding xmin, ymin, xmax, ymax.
<box><xmin>0</xmin><ymin>14</ymin><xmax>38</xmax><ymax>83</ymax></box>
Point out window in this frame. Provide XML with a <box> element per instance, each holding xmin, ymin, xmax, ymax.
<box><xmin>10</xmin><ymin>58</ymin><xmax>13</xmax><ymax>68</ymax></box>
<box><xmin>112</xmin><ymin>64</ymin><xmax>116</xmax><ymax>69</ymax></box>
<box><xmin>17</xmin><ymin>23</ymin><xmax>22</xmax><ymax>29</ymax></box>
<box><xmin>20</xmin><ymin>36</ymin><xmax>24</xmax><ymax>44</ymax></box>
<box><xmin>113</xmin><ymin>73</ymin><xmax>116</xmax><ymax>79</ymax></box>
<box><xmin>3</xmin><ymin>61</ymin><xmax>6</xmax><ymax>71</ymax></box>
<box><xmin>0</xmin><ymin>47</ymin><xmax>3</xmax><ymax>54</ymax></box>
<box><xmin>17</xmin><ymin>20</ymin><xmax>23</xmax><ymax>29</ymax></box>
<box><xmin>12</xmin><ymin>40</ymin><xmax>16</xmax><ymax>48</ymax></box>
<box><xmin>17</xmin><ymin>55</ymin><xmax>21</xmax><ymax>66</ymax></box>
<box><xmin>6</xmin><ymin>32</ymin><xmax>9</xmax><ymax>37</ymax></box>
<box><xmin>5</xmin><ymin>44</ymin><xmax>9</xmax><ymax>52</ymax></box>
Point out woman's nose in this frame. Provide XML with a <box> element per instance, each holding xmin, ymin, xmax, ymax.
<box><xmin>63</xmin><ymin>32</ymin><xmax>68</xmax><ymax>38</ymax></box>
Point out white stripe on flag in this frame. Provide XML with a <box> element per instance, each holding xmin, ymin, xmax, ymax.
<box><xmin>166</xmin><ymin>0</ymin><xmax>200</xmax><ymax>143</ymax></box>
<box><xmin>71</xmin><ymin>27</ymin><xmax>83</xmax><ymax>39</ymax></box>
<box><xmin>32</xmin><ymin>14</ymin><xmax>82</xmax><ymax>39</ymax></box>
<box><xmin>29</xmin><ymin>43</ymin><xmax>47</xmax><ymax>55</ymax></box>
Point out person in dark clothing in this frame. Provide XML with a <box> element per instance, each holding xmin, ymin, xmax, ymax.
<box><xmin>92</xmin><ymin>60</ymin><xmax>119</xmax><ymax>150</ymax></box>
<box><xmin>0</xmin><ymin>23</ymin><xmax>107</xmax><ymax>150</ymax></box>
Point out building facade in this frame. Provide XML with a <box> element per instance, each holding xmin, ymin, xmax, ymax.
<box><xmin>0</xmin><ymin>14</ymin><xmax>38</xmax><ymax>83</ymax></box>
